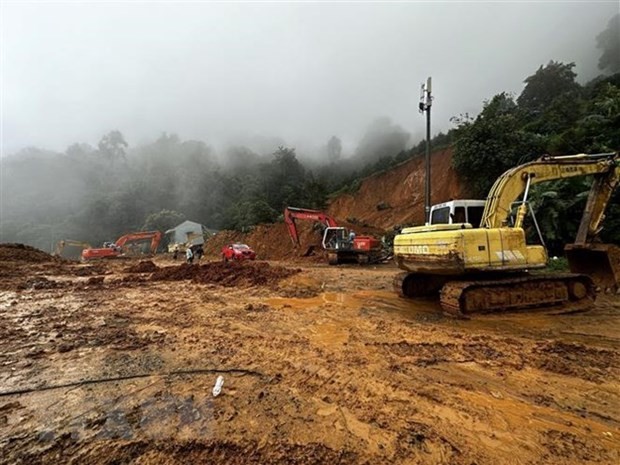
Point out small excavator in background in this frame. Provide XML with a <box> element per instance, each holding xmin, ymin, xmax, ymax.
<box><xmin>393</xmin><ymin>152</ymin><xmax>620</xmax><ymax>316</ymax></box>
<box><xmin>53</xmin><ymin>240</ymin><xmax>92</xmax><ymax>260</ymax></box>
<box><xmin>82</xmin><ymin>230</ymin><xmax>163</xmax><ymax>260</ymax></box>
<box><xmin>284</xmin><ymin>206</ymin><xmax>390</xmax><ymax>265</ymax></box>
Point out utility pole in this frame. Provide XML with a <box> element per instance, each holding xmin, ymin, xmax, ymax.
<box><xmin>419</xmin><ymin>77</ymin><xmax>432</xmax><ymax>224</ymax></box>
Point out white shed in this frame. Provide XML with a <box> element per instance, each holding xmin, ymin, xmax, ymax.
<box><xmin>165</xmin><ymin>220</ymin><xmax>217</xmax><ymax>247</ymax></box>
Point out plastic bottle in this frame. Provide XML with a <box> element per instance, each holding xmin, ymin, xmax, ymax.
<box><xmin>212</xmin><ymin>375</ymin><xmax>224</xmax><ymax>397</ymax></box>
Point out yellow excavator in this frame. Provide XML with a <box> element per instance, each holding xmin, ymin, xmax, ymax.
<box><xmin>53</xmin><ymin>240</ymin><xmax>92</xmax><ymax>260</ymax></box>
<box><xmin>393</xmin><ymin>152</ymin><xmax>620</xmax><ymax>316</ymax></box>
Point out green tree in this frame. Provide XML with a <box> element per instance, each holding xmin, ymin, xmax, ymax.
<box><xmin>549</xmin><ymin>82</ymin><xmax>620</xmax><ymax>153</ymax></box>
<box><xmin>517</xmin><ymin>61</ymin><xmax>581</xmax><ymax>115</ymax></box>
<box><xmin>526</xmin><ymin>179</ymin><xmax>590</xmax><ymax>255</ymax></box>
<box><xmin>596</xmin><ymin>14</ymin><xmax>620</xmax><ymax>74</ymax></box>
<box><xmin>262</xmin><ymin>146</ymin><xmax>306</xmax><ymax>209</ymax></box>
<box><xmin>228</xmin><ymin>199</ymin><xmax>278</xmax><ymax>231</ymax></box>
<box><xmin>452</xmin><ymin>93</ymin><xmax>544</xmax><ymax>197</ymax></box>
<box><xmin>327</xmin><ymin>136</ymin><xmax>342</xmax><ymax>162</ymax></box>
<box><xmin>142</xmin><ymin>209</ymin><xmax>186</xmax><ymax>232</ymax></box>
<box><xmin>97</xmin><ymin>130</ymin><xmax>128</xmax><ymax>160</ymax></box>
<box><xmin>65</xmin><ymin>143</ymin><xmax>95</xmax><ymax>158</ymax></box>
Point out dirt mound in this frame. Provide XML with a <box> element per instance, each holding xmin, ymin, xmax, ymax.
<box><xmin>0</xmin><ymin>243</ymin><xmax>60</xmax><ymax>263</ymax></box>
<box><xmin>125</xmin><ymin>260</ymin><xmax>159</xmax><ymax>273</ymax></box>
<box><xmin>203</xmin><ymin>223</ymin><xmax>320</xmax><ymax>261</ymax></box>
<box><xmin>150</xmin><ymin>261</ymin><xmax>300</xmax><ymax>287</ymax></box>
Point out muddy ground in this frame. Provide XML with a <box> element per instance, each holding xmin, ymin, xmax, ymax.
<box><xmin>0</xmin><ymin>245</ymin><xmax>619</xmax><ymax>465</ymax></box>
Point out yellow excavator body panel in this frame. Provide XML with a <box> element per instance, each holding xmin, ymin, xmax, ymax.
<box><xmin>394</xmin><ymin>225</ymin><xmax>547</xmax><ymax>274</ymax></box>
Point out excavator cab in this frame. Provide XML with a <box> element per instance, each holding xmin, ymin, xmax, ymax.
<box><xmin>322</xmin><ymin>227</ymin><xmax>352</xmax><ymax>251</ymax></box>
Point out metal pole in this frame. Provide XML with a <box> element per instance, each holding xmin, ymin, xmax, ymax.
<box><xmin>425</xmin><ymin>101</ymin><xmax>431</xmax><ymax>224</ymax></box>
<box><xmin>420</xmin><ymin>77</ymin><xmax>432</xmax><ymax>224</ymax></box>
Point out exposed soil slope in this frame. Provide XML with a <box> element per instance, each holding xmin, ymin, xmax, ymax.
<box><xmin>328</xmin><ymin>147</ymin><xmax>468</xmax><ymax>229</ymax></box>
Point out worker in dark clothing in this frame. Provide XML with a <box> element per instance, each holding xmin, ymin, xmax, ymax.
<box><xmin>194</xmin><ymin>245</ymin><xmax>204</xmax><ymax>261</ymax></box>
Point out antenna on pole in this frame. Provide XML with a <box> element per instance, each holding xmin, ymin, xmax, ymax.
<box><xmin>419</xmin><ymin>77</ymin><xmax>432</xmax><ymax>225</ymax></box>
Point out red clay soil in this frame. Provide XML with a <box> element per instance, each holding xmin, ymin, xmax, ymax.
<box><xmin>0</xmin><ymin>244</ymin><xmax>72</xmax><ymax>291</ymax></box>
<box><xmin>0</xmin><ymin>243</ymin><xmax>62</xmax><ymax>263</ymax></box>
<box><xmin>328</xmin><ymin>147</ymin><xmax>469</xmax><ymax>229</ymax></box>
<box><xmin>150</xmin><ymin>261</ymin><xmax>300</xmax><ymax>287</ymax></box>
<box><xmin>124</xmin><ymin>260</ymin><xmax>160</xmax><ymax>273</ymax></box>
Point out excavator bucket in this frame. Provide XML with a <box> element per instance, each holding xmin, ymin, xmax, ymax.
<box><xmin>565</xmin><ymin>243</ymin><xmax>620</xmax><ymax>292</ymax></box>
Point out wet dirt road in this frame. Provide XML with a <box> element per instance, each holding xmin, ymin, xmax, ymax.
<box><xmin>0</xmin><ymin>254</ymin><xmax>619</xmax><ymax>465</ymax></box>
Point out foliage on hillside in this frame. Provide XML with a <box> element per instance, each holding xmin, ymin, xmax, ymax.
<box><xmin>452</xmin><ymin>62</ymin><xmax>620</xmax><ymax>253</ymax></box>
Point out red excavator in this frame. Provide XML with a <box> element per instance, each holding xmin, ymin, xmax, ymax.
<box><xmin>82</xmin><ymin>230</ymin><xmax>163</xmax><ymax>260</ymax></box>
<box><xmin>284</xmin><ymin>207</ymin><xmax>389</xmax><ymax>265</ymax></box>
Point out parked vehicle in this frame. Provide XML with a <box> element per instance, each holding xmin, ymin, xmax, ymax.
<box><xmin>221</xmin><ymin>243</ymin><xmax>256</xmax><ymax>262</ymax></box>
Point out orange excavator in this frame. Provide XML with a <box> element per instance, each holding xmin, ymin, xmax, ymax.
<box><xmin>82</xmin><ymin>230</ymin><xmax>163</xmax><ymax>260</ymax></box>
<box><xmin>284</xmin><ymin>207</ymin><xmax>389</xmax><ymax>265</ymax></box>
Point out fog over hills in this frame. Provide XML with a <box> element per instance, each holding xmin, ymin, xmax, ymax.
<box><xmin>2</xmin><ymin>2</ymin><xmax>616</xmax><ymax>156</ymax></box>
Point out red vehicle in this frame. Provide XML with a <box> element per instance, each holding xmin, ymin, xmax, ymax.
<box><xmin>221</xmin><ymin>243</ymin><xmax>257</xmax><ymax>262</ymax></box>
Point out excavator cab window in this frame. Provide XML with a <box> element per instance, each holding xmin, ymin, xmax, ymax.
<box><xmin>431</xmin><ymin>207</ymin><xmax>450</xmax><ymax>224</ymax></box>
<box><xmin>467</xmin><ymin>206</ymin><xmax>484</xmax><ymax>227</ymax></box>
<box><xmin>452</xmin><ymin>207</ymin><xmax>466</xmax><ymax>224</ymax></box>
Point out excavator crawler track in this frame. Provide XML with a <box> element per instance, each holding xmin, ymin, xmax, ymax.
<box><xmin>393</xmin><ymin>272</ymin><xmax>448</xmax><ymax>298</ymax></box>
<box><xmin>439</xmin><ymin>273</ymin><xmax>596</xmax><ymax>317</ymax></box>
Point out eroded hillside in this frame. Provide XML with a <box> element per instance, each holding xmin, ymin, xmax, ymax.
<box><xmin>327</xmin><ymin>147</ymin><xmax>467</xmax><ymax>229</ymax></box>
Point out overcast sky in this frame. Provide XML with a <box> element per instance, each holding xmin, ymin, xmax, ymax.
<box><xmin>1</xmin><ymin>1</ymin><xmax>618</xmax><ymax>156</ymax></box>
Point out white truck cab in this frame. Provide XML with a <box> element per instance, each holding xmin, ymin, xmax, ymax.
<box><xmin>429</xmin><ymin>200</ymin><xmax>486</xmax><ymax>226</ymax></box>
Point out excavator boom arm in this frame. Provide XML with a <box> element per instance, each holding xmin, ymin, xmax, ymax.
<box><xmin>54</xmin><ymin>240</ymin><xmax>92</xmax><ymax>256</ymax></box>
<box><xmin>284</xmin><ymin>207</ymin><xmax>338</xmax><ymax>246</ymax></box>
<box><xmin>482</xmin><ymin>153</ymin><xmax>619</xmax><ymax>231</ymax></box>
<box><xmin>115</xmin><ymin>230</ymin><xmax>163</xmax><ymax>254</ymax></box>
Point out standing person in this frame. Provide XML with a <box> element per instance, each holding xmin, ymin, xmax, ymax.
<box><xmin>348</xmin><ymin>230</ymin><xmax>356</xmax><ymax>243</ymax></box>
<box><xmin>186</xmin><ymin>246</ymin><xmax>194</xmax><ymax>264</ymax></box>
<box><xmin>195</xmin><ymin>245</ymin><xmax>204</xmax><ymax>261</ymax></box>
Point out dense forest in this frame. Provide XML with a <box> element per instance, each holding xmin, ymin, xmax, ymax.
<box><xmin>1</xmin><ymin>116</ymin><xmax>412</xmax><ymax>251</ymax></box>
<box><xmin>2</xmin><ymin>15</ymin><xmax>619</xmax><ymax>254</ymax></box>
